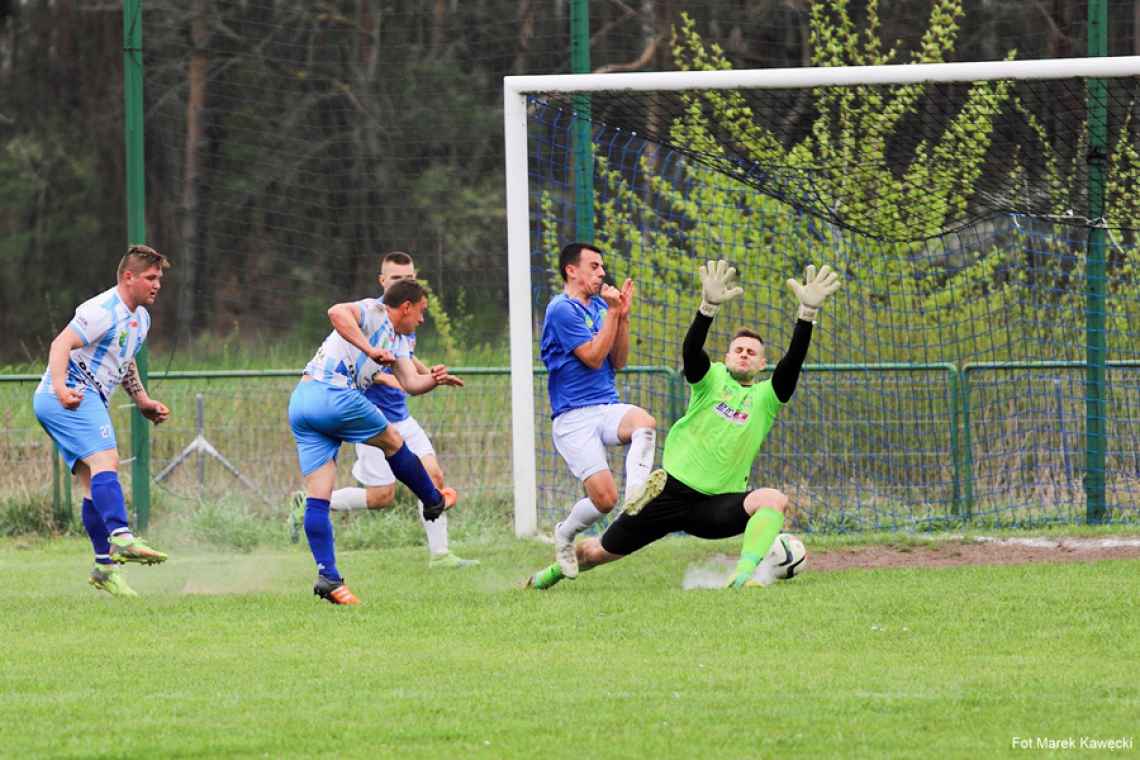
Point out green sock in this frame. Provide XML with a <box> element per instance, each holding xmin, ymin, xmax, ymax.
<box><xmin>734</xmin><ymin>507</ymin><xmax>784</xmax><ymax>580</ymax></box>
<box><xmin>532</xmin><ymin>563</ymin><xmax>565</xmax><ymax>589</ymax></box>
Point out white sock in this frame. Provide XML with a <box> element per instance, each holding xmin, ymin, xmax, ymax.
<box><xmin>624</xmin><ymin>427</ymin><xmax>657</xmax><ymax>502</ymax></box>
<box><xmin>418</xmin><ymin>501</ymin><xmax>449</xmax><ymax>556</ymax></box>
<box><xmin>557</xmin><ymin>497</ymin><xmax>604</xmax><ymax>541</ymax></box>
<box><xmin>330</xmin><ymin>487</ymin><xmax>368</xmax><ymax>512</ymax></box>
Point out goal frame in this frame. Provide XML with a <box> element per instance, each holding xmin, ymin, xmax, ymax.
<box><xmin>503</xmin><ymin>55</ymin><xmax>1140</xmax><ymax>536</ymax></box>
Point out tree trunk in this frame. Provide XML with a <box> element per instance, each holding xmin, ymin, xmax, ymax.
<box><xmin>179</xmin><ymin>0</ymin><xmax>209</xmax><ymax>338</ymax></box>
<box><xmin>512</xmin><ymin>0</ymin><xmax>535</xmax><ymax>74</ymax></box>
<box><xmin>431</xmin><ymin>0</ymin><xmax>447</xmax><ymax>53</ymax></box>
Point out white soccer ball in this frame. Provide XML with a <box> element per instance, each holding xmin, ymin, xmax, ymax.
<box><xmin>766</xmin><ymin>533</ymin><xmax>807</xmax><ymax>580</ymax></box>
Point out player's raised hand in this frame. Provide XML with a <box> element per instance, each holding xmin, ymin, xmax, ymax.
<box><xmin>139</xmin><ymin>398</ymin><xmax>171</xmax><ymax>425</ymax></box>
<box><xmin>430</xmin><ymin>364</ymin><xmax>465</xmax><ymax>388</ymax></box>
<box><xmin>786</xmin><ymin>264</ymin><xmax>841</xmax><ymax>322</ymax></box>
<box><xmin>698</xmin><ymin>259</ymin><xmax>744</xmax><ymax>317</ymax></box>
<box><xmin>600</xmin><ymin>282</ymin><xmax>622</xmax><ymax>308</ymax></box>
<box><xmin>616</xmin><ymin>278</ymin><xmax>635</xmax><ymax>317</ymax></box>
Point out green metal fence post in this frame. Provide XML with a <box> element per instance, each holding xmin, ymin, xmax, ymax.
<box><xmin>1085</xmin><ymin>0</ymin><xmax>1108</xmax><ymax>524</ymax></box>
<box><xmin>947</xmin><ymin>365</ymin><xmax>961</xmax><ymax>517</ymax></box>
<box><xmin>569</xmin><ymin>0</ymin><xmax>594</xmax><ymax>242</ymax></box>
<box><xmin>124</xmin><ymin>0</ymin><xmax>151</xmax><ymax>530</ymax></box>
<box><xmin>960</xmin><ymin>366</ymin><xmax>974</xmax><ymax>519</ymax></box>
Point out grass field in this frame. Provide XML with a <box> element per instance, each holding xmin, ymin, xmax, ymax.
<box><xmin>2</xmin><ymin>532</ymin><xmax>1138</xmax><ymax>758</ymax></box>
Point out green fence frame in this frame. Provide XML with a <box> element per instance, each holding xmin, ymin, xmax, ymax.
<box><xmin>1</xmin><ymin>365</ymin><xmax>681</xmax><ymax>527</ymax></box>
<box><xmin>14</xmin><ymin>360</ymin><xmax>1140</xmax><ymax>528</ymax></box>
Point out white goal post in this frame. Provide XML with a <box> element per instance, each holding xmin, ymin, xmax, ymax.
<box><xmin>502</xmin><ymin>56</ymin><xmax>1140</xmax><ymax>537</ymax></box>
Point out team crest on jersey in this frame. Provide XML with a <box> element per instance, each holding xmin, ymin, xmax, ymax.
<box><xmin>117</xmin><ymin>331</ymin><xmax>128</xmax><ymax>349</ymax></box>
<box><xmin>714</xmin><ymin>401</ymin><xmax>749</xmax><ymax>425</ymax></box>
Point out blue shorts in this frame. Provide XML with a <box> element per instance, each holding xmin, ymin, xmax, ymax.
<box><xmin>33</xmin><ymin>390</ymin><xmax>116</xmax><ymax>472</ymax></box>
<box><xmin>288</xmin><ymin>379</ymin><xmax>389</xmax><ymax>476</ymax></box>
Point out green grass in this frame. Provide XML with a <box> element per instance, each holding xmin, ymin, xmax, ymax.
<box><xmin>2</xmin><ymin>535</ymin><xmax>1137</xmax><ymax>758</ymax></box>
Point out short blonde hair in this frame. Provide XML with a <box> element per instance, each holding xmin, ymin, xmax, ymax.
<box><xmin>118</xmin><ymin>244</ymin><xmax>171</xmax><ymax>279</ymax></box>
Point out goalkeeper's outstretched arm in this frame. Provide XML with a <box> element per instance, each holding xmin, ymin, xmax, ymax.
<box><xmin>774</xmin><ymin>264</ymin><xmax>842</xmax><ymax>403</ymax></box>
<box><xmin>771</xmin><ymin>320</ymin><xmax>812</xmax><ymax>403</ymax></box>
<box><xmin>682</xmin><ymin>311</ymin><xmax>714</xmax><ymax>384</ymax></box>
<box><xmin>685</xmin><ymin>260</ymin><xmax>744</xmax><ymax>383</ymax></box>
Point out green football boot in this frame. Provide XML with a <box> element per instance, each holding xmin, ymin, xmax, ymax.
<box><xmin>109</xmin><ymin>534</ymin><xmax>168</xmax><ymax>565</ymax></box>
<box><xmin>524</xmin><ymin>563</ymin><xmax>566</xmax><ymax>590</ymax></box>
<box><xmin>88</xmin><ymin>564</ymin><xmax>139</xmax><ymax>597</ymax></box>
<box><xmin>428</xmin><ymin>552</ymin><xmax>480</xmax><ymax>570</ymax></box>
<box><xmin>622</xmin><ymin>468</ymin><xmax>667</xmax><ymax>517</ymax></box>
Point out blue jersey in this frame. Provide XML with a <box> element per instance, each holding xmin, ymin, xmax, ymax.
<box><xmin>362</xmin><ymin>333</ymin><xmax>415</xmax><ymax>422</ymax></box>
<box><xmin>540</xmin><ymin>293</ymin><xmax>619</xmax><ymax>418</ymax></box>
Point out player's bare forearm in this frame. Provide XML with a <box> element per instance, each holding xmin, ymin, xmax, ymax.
<box><xmin>682</xmin><ymin>311</ymin><xmax>713</xmax><ymax>383</ymax></box>
<box><xmin>120</xmin><ymin>360</ymin><xmax>146</xmax><ymax>400</ymax></box>
<box><xmin>48</xmin><ymin>328</ymin><xmax>83</xmax><ymax>393</ymax></box>
<box><xmin>609</xmin><ymin>313</ymin><xmax>631</xmax><ymax>370</ymax></box>
<box><xmin>573</xmin><ymin>309</ymin><xmax>622</xmax><ymax>369</ymax></box>
<box><xmin>771</xmin><ymin>319</ymin><xmax>814</xmax><ymax>403</ymax></box>
<box><xmin>327</xmin><ymin>303</ymin><xmax>372</xmax><ymax>355</ymax></box>
<box><xmin>393</xmin><ymin>357</ymin><xmax>436</xmax><ymax>395</ymax></box>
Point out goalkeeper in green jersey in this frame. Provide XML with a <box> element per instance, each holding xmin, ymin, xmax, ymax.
<box><xmin>526</xmin><ymin>259</ymin><xmax>841</xmax><ymax>590</ymax></box>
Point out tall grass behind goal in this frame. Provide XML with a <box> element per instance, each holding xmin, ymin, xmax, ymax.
<box><xmin>504</xmin><ymin>57</ymin><xmax>1140</xmax><ymax>536</ymax></box>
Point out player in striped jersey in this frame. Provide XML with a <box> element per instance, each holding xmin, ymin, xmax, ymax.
<box><xmin>288</xmin><ymin>278</ymin><xmax>462</xmax><ymax>604</ymax></box>
<box><xmin>33</xmin><ymin>245</ymin><xmax>172</xmax><ymax>597</ymax></box>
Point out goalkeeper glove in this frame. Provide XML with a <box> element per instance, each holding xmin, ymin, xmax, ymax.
<box><xmin>698</xmin><ymin>259</ymin><xmax>745</xmax><ymax>317</ymax></box>
<box><xmin>786</xmin><ymin>264</ymin><xmax>841</xmax><ymax>322</ymax></box>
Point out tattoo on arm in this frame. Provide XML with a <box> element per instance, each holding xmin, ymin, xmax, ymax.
<box><xmin>121</xmin><ymin>361</ymin><xmax>145</xmax><ymax>399</ymax></box>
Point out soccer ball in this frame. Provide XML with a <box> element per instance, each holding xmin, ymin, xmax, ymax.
<box><xmin>766</xmin><ymin>533</ymin><xmax>807</xmax><ymax>580</ymax></box>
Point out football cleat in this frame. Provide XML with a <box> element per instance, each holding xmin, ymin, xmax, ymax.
<box><xmin>622</xmin><ymin>468</ymin><xmax>667</xmax><ymax>517</ymax></box>
<box><xmin>428</xmin><ymin>552</ymin><xmax>480</xmax><ymax>570</ymax></box>
<box><xmin>88</xmin><ymin>564</ymin><xmax>139</xmax><ymax>597</ymax></box>
<box><xmin>422</xmin><ymin>487</ymin><xmax>458</xmax><ymax>521</ymax></box>
<box><xmin>553</xmin><ymin>522</ymin><xmax>579</xmax><ymax>579</ymax></box>
<box><xmin>314</xmin><ymin>574</ymin><xmax>360</xmax><ymax>605</ymax></box>
<box><xmin>288</xmin><ymin>490</ymin><xmax>306</xmax><ymax>544</ymax></box>
<box><xmin>525</xmin><ymin>563</ymin><xmax>566</xmax><ymax>590</ymax></box>
<box><xmin>109</xmin><ymin>534</ymin><xmax>168</xmax><ymax>565</ymax></box>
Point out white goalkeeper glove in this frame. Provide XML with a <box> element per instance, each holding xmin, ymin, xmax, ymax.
<box><xmin>786</xmin><ymin>264</ymin><xmax>841</xmax><ymax>322</ymax></box>
<box><xmin>698</xmin><ymin>259</ymin><xmax>744</xmax><ymax>317</ymax></box>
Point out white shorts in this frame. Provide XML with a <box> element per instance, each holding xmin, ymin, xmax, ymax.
<box><xmin>352</xmin><ymin>416</ymin><xmax>436</xmax><ymax>487</ymax></box>
<box><xmin>551</xmin><ymin>403</ymin><xmax>636</xmax><ymax>482</ymax></box>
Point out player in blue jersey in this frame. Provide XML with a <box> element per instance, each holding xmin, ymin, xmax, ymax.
<box><xmin>33</xmin><ymin>245</ymin><xmax>172</xmax><ymax>597</ymax></box>
<box><xmin>314</xmin><ymin>252</ymin><xmax>477</xmax><ymax>569</ymax></box>
<box><xmin>288</xmin><ymin>278</ymin><xmax>462</xmax><ymax>604</ymax></box>
<box><xmin>540</xmin><ymin>242</ymin><xmax>662</xmax><ymax>579</ymax></box>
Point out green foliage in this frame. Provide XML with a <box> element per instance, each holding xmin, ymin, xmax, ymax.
<box><xmin>538</xmin><ymin>3</ymin><xmax>1140</xmax><ymax>367</ymax></box>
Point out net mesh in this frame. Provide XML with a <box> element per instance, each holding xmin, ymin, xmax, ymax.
<box><xmin>526</xmin><ymin>67</ymin><xmax>1140</xmax><ymax>531</ymax></box>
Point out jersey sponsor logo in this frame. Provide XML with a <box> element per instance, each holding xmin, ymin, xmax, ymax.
<box><xmin>714</xmin><ymin>401</ymin><xmax>749</xmax><ymax>425</ymax></box>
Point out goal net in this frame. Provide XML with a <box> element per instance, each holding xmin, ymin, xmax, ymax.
<box><xmin>505</xmin><ymin>54</ymin><xmax>1140</xmax><ymax>536</ymax></box>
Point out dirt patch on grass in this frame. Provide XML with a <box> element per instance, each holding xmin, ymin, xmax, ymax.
<box><xmin>807</xmin><ymin>536</ymin><xmax>1140</xmax><ymax>572</ymax></box>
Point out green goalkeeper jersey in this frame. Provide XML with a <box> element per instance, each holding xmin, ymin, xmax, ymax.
<box><xmin>662</xmin><ymin>362</ymin><xmax>784</xmax><ymax>495</ymax></box>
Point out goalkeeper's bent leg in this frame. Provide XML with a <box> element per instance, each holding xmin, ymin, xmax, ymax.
<box><xmin>731</xmin><ymin>494</ymin><xmax>787</xmax><ymax>586</ymax></box>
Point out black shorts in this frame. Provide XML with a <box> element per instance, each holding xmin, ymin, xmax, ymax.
<box><xmin>600</xmin><ymin>473</ymin><xmax>750</xmax><ymax>556</ymax></box>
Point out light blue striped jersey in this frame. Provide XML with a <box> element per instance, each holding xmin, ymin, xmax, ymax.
<box><xmin>303</xmin><ymin>298</ymin><xmax>413</xmax><ymax>391</ymax></box>
<box><xmin>36</xmin><ymin>286</ymin><xmax>151</xmax><ymax>405</ymax></box>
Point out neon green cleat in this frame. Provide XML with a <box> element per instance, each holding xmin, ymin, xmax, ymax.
<box><xmin>622</xmin><ymin>468</ymin><xmax>667</xmax><ymax>517</ymax></box>
<box><xmin>109</xmin><ymin>534</ymin><xmax>168</xmax><ymax>565</ymax></box>
<box><xmin>525</xmin><ymin>563</ymin><xmax>566</xmax><ymax>590</ymax></box>
<box><xmin>429</xmin><ymin>552</ymin><xmax>480</xmax><ymax>570</ymax></box>
<box><xmin>288</xmin><ymin>491</ymin><xmax>306</xmax><ymax>544</ymax></box>
<box><xmin>726</xmin><ymin>574</ymin><xmax>765</xmax><ymax>590</ymax></box>
<box><xmin>89</xmin><ymin>564</ymin><xmax>139</xmax><ymax>597</ymax></box>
